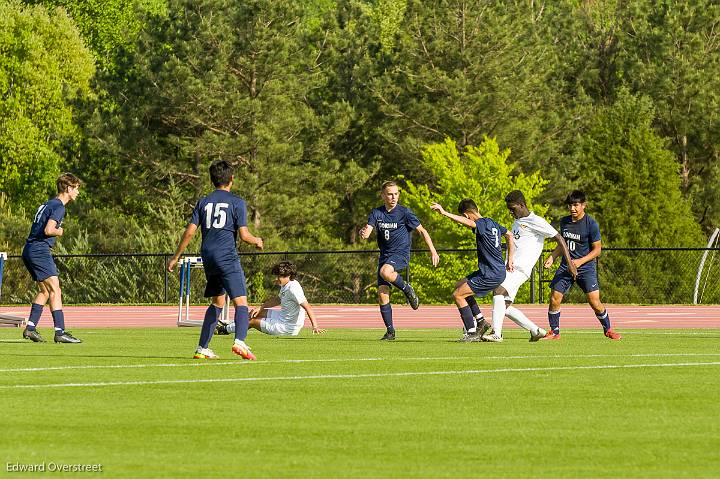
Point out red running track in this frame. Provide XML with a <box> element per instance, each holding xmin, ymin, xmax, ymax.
<box><xmin>1</xmin><ymin>304</ymin><xmax>718</xmax><ymax>329</ymax></box>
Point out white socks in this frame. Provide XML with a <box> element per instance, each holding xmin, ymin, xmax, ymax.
<box><xmin>491</xmin><ymin>295</ymin><xmax>506</xmax><ymax>337</ymax></box>
<box><xmin>505</xmin><ymin>306</ymin><xmax>540</xmax><ymax>332</ymax></box>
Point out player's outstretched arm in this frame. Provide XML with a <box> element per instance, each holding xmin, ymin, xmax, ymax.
<box><xmin>430</xmin><ymin>203</ymin><xmax>476</xmax><ymax>228</ymax></box>
<box><xmin>238</xmin><ymin>226</ymin><xmax>263</xmax><ymax>250</ymax></box>
<box><xmin>415</xmin><ymin>225</ymin><xmax>440</xmax><ymax>267</ymax></box>
<box><xmin>301</xmin><ymin>302</ymin><xmax>326</xmax><ymax>334</ymax></box>
<box><xmin>167</xmin><ymin>223</ymin><xmax>198</xmax><ymax>272</ymax></box>
<box><xmin>552</xmin><ymin>234</ymin><xmax>577</xmax><ymax>278</ymax></box>
<box><xmin>504</xmin><ymin>231</ymin><xmax>515</xmax><ymax>272</ymax></box>
<box><xmin>359</xmin><ymin>224</ymin><xmax>373</xmax><ymax>240</ymax></box>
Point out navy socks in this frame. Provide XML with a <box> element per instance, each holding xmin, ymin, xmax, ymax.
<box><xmin>380</xmin><ymin>303</ymin><xmax>394</xmax><ymax>332</ymax></box>
<box><xmin>199</xmin><ymin>305</ymin><xmax>223</xmax><ymax>348</ymax></box>
<box><xmin>51</xmin><ymin>309</ymin><xmax>65</xmax><ymax>333</ymax></box>
<box><xmin>458</xmin><ymin>305</ymin><xmax>475</xmax><ymax>332</ymax></box>
<box><xmin>26</xmin><ymin>303</ymin><xmax>43</xmax><ymax>330</ymax></box>
<box><xmin>234</xmin><ymin>305</ymin><xmax>250</xmax><ymax>341</ymax></box>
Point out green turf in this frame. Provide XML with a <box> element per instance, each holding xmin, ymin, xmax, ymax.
<box><xmin>1</xmin><ymin>327</ymin><xmax>718</xmax><ymax>478</ymax></box>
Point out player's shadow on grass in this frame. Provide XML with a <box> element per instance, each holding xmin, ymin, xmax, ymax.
<box><xmin>0</xmin><ymin>351</ymin><xmax>197</xmax><ymax>360</ymax></box>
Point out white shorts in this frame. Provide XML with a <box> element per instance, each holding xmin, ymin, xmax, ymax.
<box><xmin>500</xmin><ymin>270</ymin><xmax>530</xmax><ymax>302</ymax></box>
<box><xmin>260</xmin><ymin>310</ymin><xmax>301</xmax><ymax>337</ymax></box>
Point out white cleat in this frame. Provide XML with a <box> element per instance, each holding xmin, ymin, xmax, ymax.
<box><xmin>481</xmin><ymin>333</ymin><xmax>504</xmax><ymax>343</ymax></box>
<box><xmin>529</xmin><ymin>327</ymin><xmax>547</xmax><ymax>342</ymax></box>
<box><xmin>194</xmin><ymin>347</ymin><xmax>220</xmax><ymax>359</ymax></box>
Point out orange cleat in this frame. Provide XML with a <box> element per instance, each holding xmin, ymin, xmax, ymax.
<box><xmin>604</xmin><ymin>329</ymin><xmax>622</xmax><ymax>340</ymax></box>
<box><xmin>541</xmin><ymin>330</ymin><xmax>561</xmax><ymax>340</ymax></box>
<box><xmin>232</xmin><ymin>340</ymin><xmax>257</xmax><ymax>360</ymax></box>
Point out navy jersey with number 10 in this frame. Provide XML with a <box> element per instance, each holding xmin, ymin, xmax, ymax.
<box><xmin>190</xmin><ymin>190</ymin><xmax>247</xmax><ymax>270</ymax></box>
<box><xmin>558</xmin><ymin>214</ymin><xmax>601</xmax><ymax>271</ymax></box>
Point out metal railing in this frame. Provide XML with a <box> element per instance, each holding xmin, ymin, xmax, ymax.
<box><xmin>1</xmin><ymin>247</ymin><xmax>719</xmax><ymax>305</ymax></box>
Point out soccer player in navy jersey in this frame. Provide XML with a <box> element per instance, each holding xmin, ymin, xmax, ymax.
<box><xmin>542</xmin><ymin>190</ymin><xmax>621</xmax><ymax>340</ymax></box>
<box><xmin>21</xmin><ymin>173</ymin><xmax>82</xmax><ymax>343</ymax></box>
<box><xmin>359</xmin><ymin>181</ymin><xmax>440</xmax><ymax>340</ymax></box>
<box><xmin>431</xmin><ymin>199</ymin><xmax>514</xmax><ymax>342</ymax></box>
<box><xmin>167</xmin><ymin>160</ymin><xmax>264</xmax><ymax>359</ymax></box>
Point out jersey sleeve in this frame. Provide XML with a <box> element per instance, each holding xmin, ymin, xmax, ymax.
<box><xmin>589</xmin><ymin>218</ymin><xmax>601</xmax><ymax>243</ymax></box>
<box><xmin>48</xmin><ymin>203</ymin><xmax>66</xmax><ymax>224</ymax></box>
<box><xmin>290</xmin><ymin>281</ymin><xmax>308</xmax><ymax>305</ymax></box>
<box><xmin>366</xmin><ymin>209</ymin><xmax>378</xmax><ymax>228</ymax></box>
<box><xmin>189</xmin><ymin>200</ymin><xmax>202</xmax><ymax>226</ymax></box>
<box><xmin>498</xmin><ymin>221</ymin><xmax>508</xmax><ymax>236</ymax></box>
<box><xmin>405</xmin><ymin>208</ymin><xmax>421</xmax><ymax>230</ymax></box>
<box><xmin>234</xmin><ymin>198</ymin><xmax>247</xmax><ymax>228</ymax></box>
<box><xmin>528</xmin><ymin>215</ymin><xmax>558</xmax><ymax>239</ymax></box>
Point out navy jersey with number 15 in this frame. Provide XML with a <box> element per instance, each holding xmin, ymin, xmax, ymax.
<box><xmin>367</xmin><ymin>205</ymin><xmax>420</xmax><ymax>259</ymax></box>
<box><xmin>190</xmin><ymin>190</ymin><xmax>247</xmax><ymax>270</ymax></box>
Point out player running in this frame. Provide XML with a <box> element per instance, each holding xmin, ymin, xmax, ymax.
<box><xmin>167</xmin><ymin>160</ymin><xmax>264</xmax><ymax>360</ymax></box>
<box><xmin>431</xmin><ymin>199</ymin><xmax>513</xmax><ymax>342</ymax></box>
<box><xmin>543</xmin><ymin>190</ymin><xmax>621</xmax><ymax>340</ymax></box>
<box><xmin>359</xmin><ymin>180</ymin><xmax>440</xmax><ymax>340</ymax></box>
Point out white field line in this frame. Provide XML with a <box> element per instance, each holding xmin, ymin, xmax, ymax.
<box><xmin>2</xmin><ymin>353</ymin><xmax>720</xmax><ymax>374</ymax></box>
<box><xmin>1</xmin><ymin>362</ymin><xmax>719</xmax><ymax>390</ymax></box>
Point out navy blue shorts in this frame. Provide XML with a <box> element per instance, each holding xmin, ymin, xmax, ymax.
<box><xmin>377</xmin><ymin>254</ymin><xmax>409</xmax><ymax>287</ymax></box>
<box><xmin>203</xmin><ymin>261</ymin><xmax>247</xmax><ymax>299</ymax></box>
<box><xmin>22</xmin><ymin>244</ymin><xmax>58</xmax><ymax>282</ymax></box>
<box><xmin>550</xmin><ymin>267</ymin><xmax>599</xmax><ymax>295</ymax></box>
<box><xmin>466</xmin><ymin>269</ymin><xmax>505</xmax><ymax>297</ymax></box>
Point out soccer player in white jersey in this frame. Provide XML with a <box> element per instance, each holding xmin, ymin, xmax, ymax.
<box><xmin>217</xmin><ymin>261</ymin><xmax>325</xmax><ymax>337</ymax></box>
<box><xmin>481</xmin><ymin>190</ymin><xmax>577</xmax><ymax>342</ymax></box>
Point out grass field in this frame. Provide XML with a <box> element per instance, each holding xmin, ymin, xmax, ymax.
<box><xmin>1</xmin><ymin>327</ymin><xmax>719</xmax><ymax>478</ymax></box>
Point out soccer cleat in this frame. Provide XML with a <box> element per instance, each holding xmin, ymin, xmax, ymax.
<box><xmin>481</xmin><ymin>333</ymin><xmax>504</xmax><ymax>343</ymax></box>
<box><xmin>604</xmin><ymin>329</ymin><xmax>622</xmax><ymax>340</ymax></box>
<box><xmin>215</xmin><ymin>321</ymin><xmax>230</xmax><ymax>335</ymax></box>
<box><xmin>22</xmin><ymin>328</ymin><xmax>45</xmax><ymax>343</ymax></box>
<box><xmin>541</xmin><ymin>331</ymin><xmax>561</xmax><ymax>340</ymax></box>
<box><xmin>476</xmin><ymin>319</ymin><xmax>492</xmax><ymax>337</ymax></box>
<box><xmin>380</xmin><ymin>331</ymin><xmax>396</xmax><ymax>341</ymax></box>
<box><xmin>529</xmin><ymin>327</ymin><xmax>547</xmax><ymax>342</ymax></box>
<box><xmin>231</xmin><ymin>340</ymin><xmax>256</xmax><ymax>360</ymax></box>
<box><xmin>193</xmin><ymin>347</ymin><xmax>220</xmax><ymax>359</ymax></box>
<box><xmin>54</xmin><ymin>331</ymin><xmax>82</xmax><ymax>343</ymax></box>
<box><xmin>403</xmin><ymin>283</ymin><xmax>420</xmax><ymax>310</ymax></box>
<box><xmin>457</xmin><ymin>332</ymin><xmax>482</xmax><ymax>342</ymax></box>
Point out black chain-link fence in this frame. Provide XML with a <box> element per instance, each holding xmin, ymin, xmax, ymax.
<box><xmin>1</xmin><ymin>248</ymin><xmax>719</xmax><ymax>305</ymax></box>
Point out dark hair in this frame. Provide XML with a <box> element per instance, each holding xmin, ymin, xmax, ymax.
<box><xmin>271</xmin><ymin>261</ymin><xmax>297</xmax><ymax>280</ymax></box>
<box><xmin>457</xmin><ymin>198</ymin><xmax>479</xmax><ymax>214</ymax></box>
<box><xmin>56</xmin><ymin>173</ymin><xmax>82</xmax><ymax>194</ymax></box>
<box><xmin>505</xmin><ymin>190</ymin><xmax>526</xmax><ymax>206</ymax></box>
<box><xmin>381</xmin><ymin>180</ymin><xmax>398</xmax><ymax>192</ymax></box>
<box><xmin>565</xmin><ymin>190</ymin><xmax>586</xmax><ymax>204</ymax></box>
<box><xmin>209</xmin><ymin>161</ymin><xmax>233</xmax><ymax>187</ymax></box>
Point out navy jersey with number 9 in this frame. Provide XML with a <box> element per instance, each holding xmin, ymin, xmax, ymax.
<box><xmin>190</xmin><ymin>190</ymin><xmax>247</xmax><ymax>270</ymax></box>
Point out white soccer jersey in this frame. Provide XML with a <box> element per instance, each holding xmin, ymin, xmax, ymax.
<box><xmin>511</xmin><ymin>212</ymin><xmax>558</xmax><ymax>276</ymax></box>
<box><xmin>278</xmin><ymin>280</ymin><xmax>307</xmax><ymax>331</ymax></box>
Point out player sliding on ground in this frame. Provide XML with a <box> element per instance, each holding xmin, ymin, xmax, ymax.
<box><xmin>167</xmin><ymin>160</ymin><xmax>264</xmax><ymax>360</ymax></box>
<box><xmin>483</xmin><ymin>190</ymin><xmax>577</xmax><ymax>342</ymax></box>
<box><xmin>21</xmin><ymin>173</ymin><xmax>83</xmax><ymax>344</ymax></box>
<box><xmin>359</xmin><ymin>180</ymin><xmax>440</xmax><ymax>341</ymax></box>
<box><xmin>216</xmin><ymin>261</ymin><xmax>325</xmax><ymax>337</ymax></box>
<box><xmin>431</xmin><ymin>199</ymin><xmax>513</xmax><ymax>342</ymax></box>
<box><xmin>543</xmin><ymin>190</ymin><xmax>621</xmax><ymax>340</ymax></box>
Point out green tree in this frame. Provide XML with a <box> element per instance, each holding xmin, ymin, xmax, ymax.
<box><xmin>0</xmin><ymin>1</ymin><xmax>95</xmax><ymax>208</ymax></box>
<box><xmin>401</xmin><ymin>137</ymin><xmax>548</xmax><ymax>303</ymax></box>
